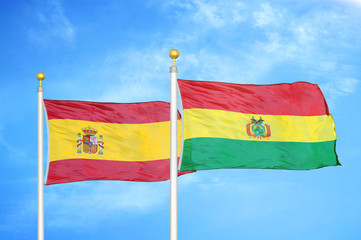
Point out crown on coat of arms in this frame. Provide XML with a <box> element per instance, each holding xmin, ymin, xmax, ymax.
<box><xmin>82</xmin><ymin>126</ymin><xmax>97</xmax><ymax>136</ymax></box>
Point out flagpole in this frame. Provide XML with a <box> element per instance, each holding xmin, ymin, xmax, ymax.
<box><xmin>37</xmin><ymin>72</ymin><xmax>45</xmax><ymax>240</ymax></box>
<box><xmin>169</xmin><ymin>49</ymin><xmax>179</xmax><ymax>240</ymax></box>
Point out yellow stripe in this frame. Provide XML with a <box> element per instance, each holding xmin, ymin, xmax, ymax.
<box><xmin>48</xmin><ymin>119</ymin><xmax>182</xmax><ymax>162</ymax></box>
<box><xmin>184</xmin><ymin>109</ymin><xmax>336</xmax><ymax>142</ymax></box>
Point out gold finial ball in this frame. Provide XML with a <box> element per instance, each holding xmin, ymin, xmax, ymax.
<box><xmin>36</xmin><ymin>72</ymin><xmax>45</xmax><ymax>81</ymax></box>
<box><xmin>169</xmin><ymin>49</ymin><xmax>179</xmax><ymax>60</ymax></box>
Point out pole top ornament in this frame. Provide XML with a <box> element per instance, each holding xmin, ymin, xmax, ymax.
<box><xmin>37</xmin><ymin>72</ymin><xmax>45</xmax><ymax>86</ymax></box>
<box><xmin>169</xmin><ymin>49</ymin><xmax>179</xmax><ymax>66</ymax></box>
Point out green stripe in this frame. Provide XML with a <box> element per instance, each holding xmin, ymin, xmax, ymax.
<box><xmin>180</xmin><ymin>138</ymin><xmax>339</xmax><ymax>171</ymax></box>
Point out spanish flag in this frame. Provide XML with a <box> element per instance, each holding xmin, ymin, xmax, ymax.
<box><xmin>44</xmin><ymin>100</ymin><xmax>185</xmax><ymax>185</ymax></box>
<box><xmin>178</xmin><ymin>79</ymin><xmax>340</xmax><ymax>171</ymax></box>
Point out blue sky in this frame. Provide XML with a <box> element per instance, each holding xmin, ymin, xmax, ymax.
<box><xmin>1</xmin><ymin>0</ymin><xmax>361</xmax><ymax>239</ymax></box>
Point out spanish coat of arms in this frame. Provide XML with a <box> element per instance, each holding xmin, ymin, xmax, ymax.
<box><xmin>77</xmin><ymin>126</ymin><xmax>104</xmax><ymax>154</ymax></box>
<box><xmin>246</xmin><ymin>117</ymin><xmax>271</xmax><ymax>139</ymax></box>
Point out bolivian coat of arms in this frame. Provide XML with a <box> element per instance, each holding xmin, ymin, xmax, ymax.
<box><xmin>246</xmin><ymin>117</ymin><xmax>271</xmax><ymax>139</ymax></box>
<box><xmin>77</xmin><ymin>126</ymin><xmax>104</xmax><ymax>154</ymax></box>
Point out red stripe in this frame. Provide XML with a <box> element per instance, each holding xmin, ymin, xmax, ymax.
<box><xmin>178</xmin><ymin>79</ymin><xmax>329</xmax><ymax>116</ymax></box>
<box><xmin>44</xmin><ymin>100</ymin><xmax>181</xmax><ymax>123</ymax></box>
<box><xmin>46</xmin><ymin>159</ymin><xmax>193</xmax><ymax>185</ymax></box>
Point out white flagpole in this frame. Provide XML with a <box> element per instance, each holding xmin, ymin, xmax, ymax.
<box><xmin>169</xmin><ymin>49</ymin><xmax>179</xmax><ymax>240</ymax></box>
<box><xmin>37</xmin><ymin>72</ymin><xmax>45</xmax><ymax>240</ymax></box>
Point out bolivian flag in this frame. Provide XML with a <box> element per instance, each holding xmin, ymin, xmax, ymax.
<box><xmin>178</xmin><ymin>79</ymin><xmax>340</xmax><ymax>172</ymax></box>
<box><xmin>44</xmin><ymin>100</ymin><xmax>186</xmax><ymax>185</ymax></box>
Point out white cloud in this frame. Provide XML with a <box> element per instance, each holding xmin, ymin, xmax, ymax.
<box><xmin>332</xmin><ymin>0</ymin><xmax>361</xmax><ymax>7</ymax></box>
<box><xmin>164</xmin><ymin>1</ymin><xmax>360</xmax><ymax>96</ymax></box>
<box><xmin>294</xmin><ymin>26</ymin><xmax>316</xmax><ymax>45</ymax></box>
<box><xmin>52</xmin><ymin>0</ymin><xmax>360</xmax><ymax>108</ymax></box>
<box><xmin>192</xmin><ymin>0</ymin><xmax>245</xmax><ymax>27</ymax></box>
<box><xmin>95</xmin><ymin>48</ymin><xmax>171</xmax><ymax>103</ymax></box>
<box><xmin>27</xmin><ymin>0</ymin><xmax>75</xmax><ymax>45</ymax></box>
<box><xmin>164</xmin><ymin>0</ymin><xmax>246</xmax><ymax>28</ymax></box>
<box><xmin>319</xmin><ymin>78</ymin><xmax>359</xmax><ymax>108</ymax></box>
<box><xmin>180</xmin><ymin>50</ymin><xmax>252</xmax><ymax>83</ymax></box>
<box><xmin>336</xmin><ymin>78</ymin><xmax>358</xmax><ymax>93</ymax></box>
<box><xmin>253</xmin><ymin>2</ymin><xmax>283</xmax><ymax>28</ymax></box>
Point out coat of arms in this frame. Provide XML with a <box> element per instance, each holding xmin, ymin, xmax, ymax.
<box><xmin>77</xmin><ymin>126</ymin><xmax>104</xmax><ymax>154</ymax></box>
<box><xmin>246</xmin><ymin>117</ymin><xmax>271</xmax><ymax>139</ymax></box>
